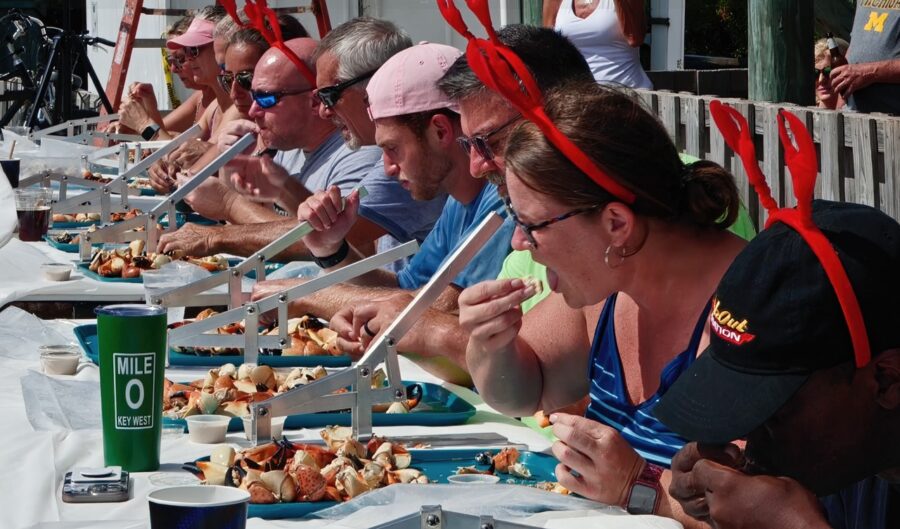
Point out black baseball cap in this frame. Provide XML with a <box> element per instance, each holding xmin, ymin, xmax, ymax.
<box><xmin>654</xmin><ymin>200</ymin><xmax>900</xmax><ymax>444</ymax></box>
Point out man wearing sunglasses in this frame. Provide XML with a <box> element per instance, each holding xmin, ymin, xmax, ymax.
<box><xmin>159</xmin><ymin>38</ymin><xmax>383</xmax><ymax>261</ymax></box>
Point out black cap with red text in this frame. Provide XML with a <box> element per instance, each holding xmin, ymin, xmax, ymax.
<box><xmin>654</xmin><ymin>200</ymin><xmax>900</xmax><ymax>444</ymax></box>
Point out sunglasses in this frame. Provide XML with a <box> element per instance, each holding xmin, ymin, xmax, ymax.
<box><xmin>815</xmin><ymin>66</ymin><xmax>833</xmax><ymax>78</ymax></box>
<box><xmin>504</xmin><ymin>199</ymin><xmax>600</xmax><ymax>249</ymax></box>
<box><xmin>457</xmin><ymin>115</ymin><xmax>520</xmax><ymax>162</ymax></box>
<box><xmin>250</xmin><ymin>87</ymin><xmax>314</xmax><ymax>109</ymax></box>
<box><xmin>184</xmin><ymin>44</ymin><xmax>208</xmax><ymax>59</ymax></box>
<box><xmin>166</xmin><ymin>54</ymin><xmax>185</xmax><ymax>70</ymax></box>
<box><xmin>218</xmin><ymin>70</ymin><xmax>254</xmax><ymax>91</ymax></box>
<box><xmin>315</xmin><ymin>70</ymin><xmax>377</xmax><ymax>109</ymax></box>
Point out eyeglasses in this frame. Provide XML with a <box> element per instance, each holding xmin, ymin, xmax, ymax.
<box><xmin>815</xmin><ymin>66</ymin><xmax>832</xmax><ymax>78</ymax></box>
<box><xmin>218</xmin><ymin>70</ymin><xmax>254</xmax><ymax>92</ymax></box>
<box><xmin>184</xmin><ymin>44</ymin><xmax>208</xmax><ymax>59</ymax></box>
<box><xmin>456</xmin><ymin>115</ymin><xmax>520</xmax><ymax>162</ymax></box>
<box><xmin>166</xmin><ymin>54</ymin><xmax>185</xmax><ymax>70</ymax></box>
<box><xmin>315</xmin><ymin>70</ymin><xmax>377</xmax><ymax>109</ymax></box>
<box><xmin>250</xmin><ymin>87</ymin><xmax>314</xmax><ymax>109</ymax></box>
<box><xmin>503</xmin><ymin>199</ymin><xmax>600</xmax><ymax>249</ymax></box>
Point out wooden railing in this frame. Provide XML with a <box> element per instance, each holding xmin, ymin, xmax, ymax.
<box><xmin>635</xmin><ymin>89</ymin><xmax>900</xmax><ymax>228</ymax></box>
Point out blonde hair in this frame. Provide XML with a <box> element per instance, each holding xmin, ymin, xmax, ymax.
<box><xmin>814</xmin><ymin>37</ymin><xmax>849</xmax><ymax>61</ymax></box>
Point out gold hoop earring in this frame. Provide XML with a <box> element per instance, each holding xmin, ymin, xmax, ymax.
<box><xmin>604</xmin><ymin>245</ymin><xmax>626</xmax><ymax>269</ymax></box>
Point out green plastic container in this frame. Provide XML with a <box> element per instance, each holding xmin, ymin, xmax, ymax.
<box><xmin>96</xmin><ymin>304</ymin><xmax>167</xmax><ymax>471</ymax></box>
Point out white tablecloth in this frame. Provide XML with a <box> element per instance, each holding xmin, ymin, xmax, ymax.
<box><xmin>2</xmin><ymin>317</ymin><xmax>680</xmax><ymax>529</ymax></box>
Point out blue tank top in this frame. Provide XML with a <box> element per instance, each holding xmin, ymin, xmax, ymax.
<box><xmin>585</xmin><ymin>293</ymin><xmax>710</xmax><ymax>468</ymax></box>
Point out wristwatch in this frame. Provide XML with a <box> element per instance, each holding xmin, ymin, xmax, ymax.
<box><xmin>626</xmin><ymin>462</ymin><xmax>663</xmax><ymax>515</ymax></box>
<box><xmin>140</xmin><ymin>123</ymin><xmax>161</xmax><ymax>141</ymax></box>
<box><xmin>312</xmin><ymin>239</ymin><xmax>350</xmax><ymax>269</ymax></box>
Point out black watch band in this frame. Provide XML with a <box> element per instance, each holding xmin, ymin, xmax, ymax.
<box><xmin>141</xmin><ymin>124</ymin><xmax>160</xmax><ymax>141</ymax></box>
<box><xmin>313</xmin><ymin>239</ymin><xmax>350</xmax><ymax>268</ymax></box>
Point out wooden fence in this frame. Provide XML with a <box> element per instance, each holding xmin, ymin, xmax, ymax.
<box><xmin>635</xmin><ymin>89</ymin><xmax>900</xmax><ymax>229</ymax></box>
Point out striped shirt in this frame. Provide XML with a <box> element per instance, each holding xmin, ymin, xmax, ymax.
<box><xmin>585</xmin><ymin>293</ymin><xmax>710</xmax><ymax>468</ymax></box>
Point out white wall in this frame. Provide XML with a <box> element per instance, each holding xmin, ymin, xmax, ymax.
<box><xmin>86</xmin><ymin>0</ymin><xmax>520</xmax><ymax>111</ymax></box>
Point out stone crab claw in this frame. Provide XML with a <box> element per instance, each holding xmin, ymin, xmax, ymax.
<box><xmin>387</xmin><ymin>468</ymin><xmax>429</xmax><ymax>485</ymax></box>
<box><xmin>335</xmin><ymin>466</ymin><xmax>370</xmax><ymax>499</ymax></box>
<box><xmin>320</xmin><ymin>425</ymin><xmax>353</xmax><ymax>452</ymax></box>
<box><xmin>492</xmin><ymin>447</ymin><xmax>520</xmax><ymax>474</ymax></box>
<box><xmin>287</xmin><ymin>463</ymin><xmax>327</xmax><ymax>502</ymax></box>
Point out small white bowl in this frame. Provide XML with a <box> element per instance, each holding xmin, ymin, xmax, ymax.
<box><xmin>241</xmin><ymin>416</ymin><xmax>286</xmax><ymax>441</ymax></box>
<box><xmin>41</xmin><ymin>262</ymin><xmax>72</xmax><ymax>281</ymax></box>
<box><xmin>447</xmin><ymin>473</ymin><xmax>501</xmax><ymax>485</ymax></box>
<box><xmin>39</xmin><ymin>345</ymin><xmax>81</xmax><ymax>375</ymax></box>
<box><xmin>185</xmin><ymin>415</ymin><xmax>231</xmax><ymax>444</ymax></box>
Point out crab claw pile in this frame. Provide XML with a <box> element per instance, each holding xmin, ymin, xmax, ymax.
<box><xmin>188</xmin><ymin>427</ymin><xmax>428</xmax><ymax>504</ymax></box>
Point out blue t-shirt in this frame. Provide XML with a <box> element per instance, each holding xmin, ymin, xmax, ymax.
<box><xmin>396</xmin><ymin>182</ymin><xmax>514</xmax><ymax>290</ymax></box>
<box><xmin>820</xmin><ymin>476</ymin><xmax>897</xmax><ymax>529</ymax></box>
<box><xmin>357</xmin><ymin>155</ymin><xmax>447</xmax><ymax>245</ymax></box>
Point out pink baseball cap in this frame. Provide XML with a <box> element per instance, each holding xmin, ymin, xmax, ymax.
<box><xmin>166</xmin><ymin>18</ymin><xmax>215</xmax><ymax>50</ymax></box>
<box><xmin>367</xmin><ymin>42</ymin><xmax>462</xmax><ymax>120</ymax></box>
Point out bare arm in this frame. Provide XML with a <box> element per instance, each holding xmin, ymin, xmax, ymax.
<box><xmin>543</xmin><ymin>0</ymin><xmax>562</xmax><ymax>27</ymax></box>
<box><xmin>616</xmin><ymin>0</ymin><xmax>647</xmax><ymax>47</ymax></box>
<box><xmin>461</xmin><ymin>281</ymin><xmax>593</xmax><ymax>416</ymax></box>
<box><xmin>162</xmin><ymin>90</ymin><xmax>202</xmax><ymax>133</ymax></box>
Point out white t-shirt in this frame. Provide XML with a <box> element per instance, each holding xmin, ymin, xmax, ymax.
<box><xmin>555</xmin><ymin>0</ymin><xmax>652</xmax><ymax>89</ymax></box>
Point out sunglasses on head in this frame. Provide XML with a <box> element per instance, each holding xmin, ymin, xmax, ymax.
<box><xmin>315</xmin><ymin>70</ymin><xmax>377</xmax><ymax>109</ymax></box>
<box><xmin>456</xmin><ymin>115</ymin><xmax>520</xmax><ymax>162</ymax></box>
<box><xmin>184</xmin><ymin>44</ymin><xmax>208</xmax><ymax>59</ymax></box>
<box><xmin>250</xmin><ymin>87</ymin><xmax>314</xmax><ymax>109</ymax></box>
<box><xmin>815</xmin><ymin>66</ymin><xmax>833</xmax><ymax>78</ymax></box>
<box><xmin>218</xmin><ymin>70</ymin><xmax>254</xmax><ymax>91</ymax></box>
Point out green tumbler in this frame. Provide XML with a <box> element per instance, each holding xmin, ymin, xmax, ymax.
<box><xmin>96</xmin><ymin>304</ymin><xmax>167</xmax><ymax>472</ymax></box>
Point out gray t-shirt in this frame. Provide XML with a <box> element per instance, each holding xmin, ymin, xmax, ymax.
<box><xmin>847</xmin><ymin>0</ymin><xmax>900</xmax><ymax>115</ymax></box>
<box><xmin>275</xmin><ymin>132</ymin><xmax>370</xmax><ymax>194</ymax></box>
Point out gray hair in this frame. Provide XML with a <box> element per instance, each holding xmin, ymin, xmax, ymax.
<box><xmin>167</xmin><ymin>15</ymin><xmax>194</xmax><ymax>37</ymax></box>
<box><xmin>214</xmin><ymin>15</ymin><xmax>239</xmax><ymax>41</ymax></box>
<box><xmin>313</xmin><ymin>17</ymin><xmax>412</xmax><ymax>82</ymax></box>
<box><xmin>193</xmin><ymin>5</ymin><xmax>227</xmax><ymax>23</ymax></box>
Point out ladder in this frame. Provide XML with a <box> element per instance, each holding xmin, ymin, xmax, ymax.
<box><xmin>102</xmin><ymin>0</ymin><xmax>333</xmax><ymax>117</ymax></box>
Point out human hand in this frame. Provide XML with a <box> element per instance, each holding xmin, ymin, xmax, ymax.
<box><xmin>669</xmin><ymin>443</ymin><xmax>828</xmax><ymax>529</ymax></box>
<box><xmin>149</xmin><ymin>158</ymin><xmax>176</xmax><ymax>194</ymax></box>
<box><xmin>228</xmin><ymin>154</ymin><xmax>291</xmax><ymax>202</ymax></box>
<box><xmin>217</xmin><ymin>119</ymin><xmax>260</xmax><ymax>155</ymax></box>
<box><xmin>329</xmin><ymin>292</ymin><xmax>414</xmax><ymax>357</ymax></box>
<box><xmin>669</xmin><ymin>442</ymin><xmax>746</xmax><ymax>520</ymax></box>
<box><xmin>830</xmin><ymin>63</ymin><xmax>876</xmax><ymax>98</ymax></box>
<box><xmin>297</xmin><ymin>186</ymin><xmax>360</xmax><ymax>259</ymax></box>
<box><xmin>168</xmin><ymin>139</ymin><xmax>213</xmax><ymax>170</ymax></box>
<box><xmin>158</xmin><ymin>223</ymin><xmax>220</xmax><ymax>256</ymax></box>
<box><xmin>549</xmin><ymin>413</ymin><xmax>645</xmax><ymax>506</ymax></box>
<box><xmin>118</xmin><ymin>96</ymin><xmax>155</xmax><ymax>132</ymax></box>
<box><xmin>178</xmin><ymin>172</ymin><xmax>232</xmax><ymax>221</ymax></box>
<box><xmin>458</xmin><ymin>278</ymin><xmax>539</xmax><ymax>355</ymax></box>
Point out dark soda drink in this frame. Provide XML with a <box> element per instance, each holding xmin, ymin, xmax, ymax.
<box><xmin>17</xmin><ymin>207</ymin><xmax>50</xmax><ymax>241</ymax></box>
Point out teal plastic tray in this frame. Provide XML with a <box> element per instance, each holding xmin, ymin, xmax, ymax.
<box><xmin>196</xmin><ymin>448</ymin><xmax>559</xmax><ymax>520</ymax></box>
<box><xmin>73</xmin><ymin>324</ymin><xmax>353</xmax><ymax>368</ymax></box>
<box><xmin>76</xmin><ymin>262</ymin><xmax>143</xmax><ymax>283</ymax></box>
<box><xmin>44</xmin><ymin>234</ymin><xmax>81</xmax><ymax>253</ymax></box>
<box><xmin>163</xmin><ymin>380</ymin><xmax>475</xmax><ymax>433</ymax></box>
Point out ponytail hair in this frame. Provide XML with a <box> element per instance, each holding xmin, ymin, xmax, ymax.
<box><xmin>505</xmin><ymin>82</ymin><xmax>740</xmax><ymax>231</ymax></box>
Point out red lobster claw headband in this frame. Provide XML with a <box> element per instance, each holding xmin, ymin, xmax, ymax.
<box><xmin>435</xmin><ymin>0</ymin><xmax>635</xmax><ymax>204</ymax></box>
<box><xmin>709</xmin><ymin>101</ymin><xmax>870</xmax><ymax>368</ymax></box>
<box><xmin>218</xmin><ymin>0</ymin><xmax>317</xmax><ymax>88</ymax></box>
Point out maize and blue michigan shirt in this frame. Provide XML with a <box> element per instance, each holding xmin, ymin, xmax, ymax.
<box><xmin>396</xmin><ymin>182</ymin><xmax>514</xmax><ymax>290</ymax></box>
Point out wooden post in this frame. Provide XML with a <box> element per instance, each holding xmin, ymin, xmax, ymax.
<box><xmin>748</xmin><ymin>0</ymin><xmax>814</xmax><ymax>106</ymax></box>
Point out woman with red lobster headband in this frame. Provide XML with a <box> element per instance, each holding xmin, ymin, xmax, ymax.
<box><xmin>446</xmin><ymin>0</ymin><xmax>746</xmax><ymax>522</ymax></box>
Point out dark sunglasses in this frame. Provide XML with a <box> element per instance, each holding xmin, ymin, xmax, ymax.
<box><xmin>250</xmin><ymin>87</ymin><xmax>314</xmax><ymax>109</ymax></box>
<box><xmin>504</xmin><ymin>199</ymin><xmax>600</xmax><ymax>249</ymax></box>
<box><xmin>184</xmin><ymin>44</ymin><xmax>208</xmax><ymax>59</ymax></box>
<box><xmin>315</xmin><ymin>70</ymin><xmax>377</xmax><ymax>109</ymax></box>
<box><xmin>218</xmin><ymin>70</ymin><xmax>254</xmax><ymax>91</ymax></box>
<box><xmin>166</xmin><ymin>54</ymin><xmax>185</xmax><ymax>70</ymax></box>
<box><xmin>457</xmin><ymin>115</ymin><xmax>520</xmax><ymax>162</ymax></box>
<box><xmin>815</xmin><ymin>66</ymin><xmax>833</xmax><ymax>78</ymax></box>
